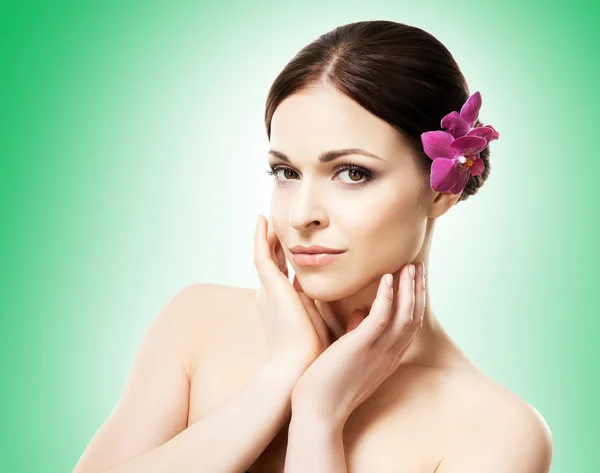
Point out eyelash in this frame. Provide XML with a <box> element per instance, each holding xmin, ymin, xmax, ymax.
<box><xmin>265</xmin><ymin>162</ymin><xmax>376</xmax><ymax>187</ymax></box>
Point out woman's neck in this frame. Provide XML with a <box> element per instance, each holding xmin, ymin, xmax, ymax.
<box><xmin>320</xmin><ymin>278</ymin><xmax>457</xmax><ymax>370</ymax></box>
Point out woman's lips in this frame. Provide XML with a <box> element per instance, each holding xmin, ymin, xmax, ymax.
<box><xmin>291</xmin><ymin>252</ymin><xmax>345</xmax><ymax>266</ymax></box>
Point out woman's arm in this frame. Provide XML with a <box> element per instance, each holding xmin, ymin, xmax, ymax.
<box><xmin>284</xmin><ymin>409</ymin><xmax>347</xmax><ymax>473</ymax></box>
<box><xmin>72</xmin><ymin>284</ymin><xmax>300</xmax><ymax>473</ymax></box>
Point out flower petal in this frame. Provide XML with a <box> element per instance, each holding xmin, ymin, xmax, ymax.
<box><xmin>449</xmin><ymin>170</ymin><xmax>470</xmax><ymax>194</ymax></box>
<box><xmin>466</xmin><ymin>126</ymin><xmax>491</xmax><ymax>141</ymax></box>
<box><xmin>441</xmin><ymin>111</ymin><xmax>470</xmax><ymax>139</ymax></box>
<box><xmin>460</xmin><ymin>91</ymin><xmax>482</xmax><ymax>125</ymax></box>
<box><xmin>430</xmin><ymin>157</ymin><xmax>467</xmax><ymax>194</ymax></box>
<box><xmin>483</xmin><ymin>124</ymin><xmax>500</xmax><ymax>142</ymax></box>
<box><xmin>450</xmin><ymin>135</ymin><xmax>488</xmax><ymax>156</ymax></box>
<box><xmin>467</xmin><ymin>125</ymin><xmax>499</xmax><ymax>143</ymax></box>
<box><xmin>421</xmin><ymin>131</ymin><xmax>457</xmax><ymax>160</ymax></box>
<box><xmin>470</xmin><ymin>155</ymin><xmax>485</xmax><ymax>176</ymax></box>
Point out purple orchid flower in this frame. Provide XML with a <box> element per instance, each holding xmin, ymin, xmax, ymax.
<box><xmin>441</xmin><ymin>91</ymin><xmax>500</xmax><ymax>144</ymax></box>
<box><xmin>421</xmin><ymin>130</ymin><xmax>488</xmax><ymax>194</ymax></box>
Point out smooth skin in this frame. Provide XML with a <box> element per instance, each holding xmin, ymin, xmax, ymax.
<box><xmin>255</xmin><ymin>214</ymin><xmax>330</xmax><ymax>371</ymax></box>
<box><xmin>291</xmin><ymin>263</ymin><xmax>424</xmax><ymax>430</ymax></box>
<box><xmin>72</xmin><ymin>215</ymin><xmax>552</xmax><ymax>473</ymax></box>
<box><xmin>72</xmin><ymin>84</ymin><xmax>553</xmax><ymax>473</ymax></box>
<box><xmin>261</xmin><ymin>210</ymin><xmax>426</xmax><ymax>429</ymax></box>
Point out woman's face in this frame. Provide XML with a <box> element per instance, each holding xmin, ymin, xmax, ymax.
<box><xmin>267</xmin><ymin>84</ymin><xmax>432</xmax><ymax>301</ymax></box>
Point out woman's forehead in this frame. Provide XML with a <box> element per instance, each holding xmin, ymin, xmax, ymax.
<box><xmin>270</xmin><ymin>89</ymin><xmax>405</xmax><ymax>163</ymax></box>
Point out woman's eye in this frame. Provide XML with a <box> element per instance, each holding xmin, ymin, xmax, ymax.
<box><xmin>282</xmin><ymin>168</ymin><xmax>298</xmax><ymax>180</ymax></box>
<box><xmin>267</xmin><ymin>167</ymin><xmax>299</xmax><ymax>180</ymax></box>
<box><xmin>266</xmin><ymin>164</ymin><xmax>374</xmax><ymax>186</ymax></box>
<box><xmin>338</xmin><ymin>168</ymin><xmax>365</xmax><ymax>183</ymax></box>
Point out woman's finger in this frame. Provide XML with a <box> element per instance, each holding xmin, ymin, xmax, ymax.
<box><xmin>293</xmin><ymin>275</ymin><xmax>329</xmax><ymax>347</ymax></box>
<box><xmin>353</xmin><ymin>274</ymin><xmax>395</xmax><ymax>347</ymax></box>
<box><xmin>265</xmin><ymin>216</ymin><xmax>290</xmax><ymax>279</ymax></box>
<box><xmin>292</xmin><ymin>273</ymin><xmax>304</xmax><ymax>293</ymax></box>
<box><xmin>376</xmin><ymin>264</ymin><xmax>416</xmax><ymax>352</ymax></box>
<box><xmin>274</xmin><ymin>238</ymin><xmax>289</xmax><ymax>278</ymax></box>
<box><xmin>391</xmin><ymin>262</ymin><xmax>425</xmax><ymax>352</ymax></box>
<box><xmin>253</xmin><ymin>215</ymin><xmax>283</xmax><ymax>288</ymax></box>
<box><xmin>413</xmin><ymin>263</ymin><xmax>426</xmax><ymax>330</ymax></box>
<box><xmin>298</xmin><ymin>291</ymin><xmax>331</xmax><ymax>348</ymax></box>
<box><xmin>266</xmin><ymin>216</ymin><xmax>279</xmax><ymax>257</ymax></box>
<box><xmin>315</xmin><ymin>300</ymin><xmax>345</xmax><ymax>339</ymax></box>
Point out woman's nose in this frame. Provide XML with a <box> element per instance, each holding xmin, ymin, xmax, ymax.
<box><xmin>288</xmin><ymin>183</ymin><xmax>329</xmax><ymax>231</ymax></box>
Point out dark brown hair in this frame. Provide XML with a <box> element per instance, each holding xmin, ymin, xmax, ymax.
<box><xmin>264</xmin><ymin>20</ymin><xmax>491</xmax><ymax>203</ymax></box>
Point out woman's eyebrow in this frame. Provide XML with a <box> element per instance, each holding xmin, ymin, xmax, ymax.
<box><xmin>267</xmin><ymin>148</ymin><xmax>385</xmax><ymax>164</ymax></box>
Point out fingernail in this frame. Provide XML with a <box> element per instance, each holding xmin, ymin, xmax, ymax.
<box><xmin>256</xmin><ymin>215</ymin><xmax>261</xmax><ymax>226</ymax></box>
<box><xmin>409</xmin><ymin>264</ymin><xmax>415</xmax><ymax>278</ymax></box>
<box><xmin>417</xmin><ymin>263</ymin><xmax>424</xmax><ymax>277</ymax></box>
<box><xmin>384</xmin><ymin>273</ymin><xmax>393</xmax><ymax>288</ymax></box>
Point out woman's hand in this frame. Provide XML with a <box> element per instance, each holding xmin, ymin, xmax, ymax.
<box><xmin>254</xmin><ymin>214</ymin><xmax>331</xmax><ymax>375</ymax></box>
<box><xmin>289</xmin><ymin>263</ymin><xmax>426</xmax><ymax>427</ymax></box>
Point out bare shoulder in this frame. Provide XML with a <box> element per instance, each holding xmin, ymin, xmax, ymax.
<box><xmin>166</xmin><ymin>282</ymin><xmax>256</xmax><ymax>322</ymax></box>
<box><xmin>172</xmin><ymin>282</ymin><xmax>257</xmax><ymax>327</ymax></box>
<box><xmin>169</xmin><ymin>283</ymin><xmax>270</xmax><ymax>423</ymax></box>
<box><xmin>180</xmin><ymin>282</ymin><xmax>258</xmax><ymax>332</ymax></box>
<box><xmin>437</xmin><ymin>368</ymin><xmax>553</xmax><ymax>472</ymax></box>
<box><xmin>71</xmin><ymin>283</ymin><xmax>260</xmax><ymax>473</ymax></box>
<box><xmin>169</xmin><ymin>283</ymin><xmax>261</xmax><ymax>370</ymax></box>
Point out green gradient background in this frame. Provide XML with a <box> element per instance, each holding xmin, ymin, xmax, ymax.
<box><xmin>1</xmin><ymin>1</ymin><xmax>597</xmax><ymax>472</ymax></box>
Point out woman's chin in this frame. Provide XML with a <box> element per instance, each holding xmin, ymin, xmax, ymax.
<box><xmin>294</xmin><ymin>273</ymin><xmax>356</xmax><ymax>302</ymax></box>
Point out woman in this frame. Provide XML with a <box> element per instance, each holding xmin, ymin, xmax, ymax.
<box><xmin>73</xmin><ymin>20</ymin><xmax>552</xmax><ymax>473</ymax></box>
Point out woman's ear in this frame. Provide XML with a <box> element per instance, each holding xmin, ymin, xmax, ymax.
<box><xmin>427</xmin><ymin>190</ymin><xmax>462</xmax><ymax>218</ymax></box>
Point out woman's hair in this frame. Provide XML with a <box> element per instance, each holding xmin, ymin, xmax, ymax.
<box><xmin>264</xmin><ymin>20</ymin><xmax>491</xmax><ymax>203</ymax></box>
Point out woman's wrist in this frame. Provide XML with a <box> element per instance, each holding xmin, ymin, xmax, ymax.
<box><xmin>290</xmin><ymin>397</ymin><xmax>348</xmax><ymax>434</ymax></box>
<box><xmin>286</xmin><ymin>407</ymin><xmax>347</xmax><ymax>472</ymax></box>
<box><xmin>261</xmin><ymin>357</ymin><xmax>311</xmax><ymax>388</ymax></box>
<box><xmin>292</xmin><ymin>411</ymin><xmax>345</xmax><ymax>435</ymax></box>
